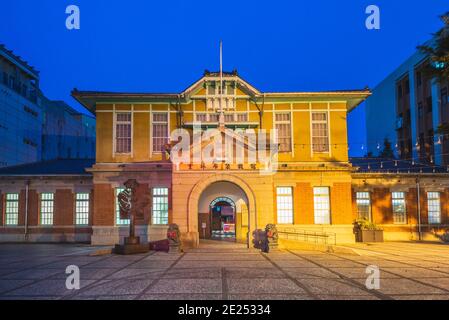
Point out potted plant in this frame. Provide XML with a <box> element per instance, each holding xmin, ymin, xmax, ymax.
<box><xmin>354</xmin><ymin>219</ymin><xmax>384</xmax><ymax>243</ymax></box>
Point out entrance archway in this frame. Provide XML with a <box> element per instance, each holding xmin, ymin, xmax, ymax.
<box><xmin>191</xmin><ymin>176</ymin><xmax>255</xmax><ymax>246</ymax></box>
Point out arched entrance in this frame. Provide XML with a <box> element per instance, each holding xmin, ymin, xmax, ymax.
<box><xmin>197</xmin><ymin>180</ymin><xmax>250</xmax><ymax>244</ymax></box>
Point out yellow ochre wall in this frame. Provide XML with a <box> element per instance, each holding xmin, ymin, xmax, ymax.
<box><xmin>94</xmin><ymin>100</ymin><xmax>349</xmax><ymax>164</ymax></box>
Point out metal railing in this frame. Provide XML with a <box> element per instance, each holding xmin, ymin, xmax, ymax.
<box><xmin>278</xmin><ymin>228</ymin><xmax>337</xmax><ymax>245</ymax></box>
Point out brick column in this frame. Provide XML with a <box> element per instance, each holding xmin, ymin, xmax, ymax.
<box><xmin>0</xmin><ymin>193</ymin><xmax>4</xmax><ymax>226</ymax></box>
<box><xmin>406</xmin><ymin>188</ymin><xmax>418</xmax><ymax>225</ymax></box>
<box><xmin>351</xmin><ymin>189</ymin><xmax>358</xmax><ymax>220</ymax></box>
<box><xmin>93</xmin><ymin>184</ymin><xmax>115</xmax><ymax>226</ymax></box>
<box><xmin>54</xmin><ymin>190</ymin><xmax>74</xmax><ymax>226</ymax></box>
<box><xmin>135</xmin><ymin>183</ymin><xmax>150</xmax><ymax>226</ymax></box>
<box><xmin>295</xmin><ymin>182</ymin><xmax>314</xmax><ymax>224</ymax></box>
<box><xmin>18</xmin><ymin>190</ymin><xmax>26</xmax><ymax>226</ymax></box>
<box><xmin>330</xmin><ymin>182</ymin><xmax>353</xmax><ymax>224</ymax></box>
<box><xmin>442</xmin><ymin>188</ymin><xmax>449</xmax><ymax>225</ymax></box>
<box><xmin>27</xmin><ymin>190</ymin><xmax>39</xmax><ymax>226</ymax></box>
<box><xmin>371</xmin><ymin>188</ymin><xmax>392</xmax><ymax>224</ymax></box>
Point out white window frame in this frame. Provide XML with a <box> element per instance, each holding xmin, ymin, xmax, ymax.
<box><xmin>114</xmin><ymin>112</ymin><xmax>132</xmax><ymax>155</ymax></box>
<box><xmin>5</xmin><ymin>193</ymin><xmax>19</xmax><ymax>226</ymax></box>
<box><xmin>313</xmin><ymin>187</ymin><xmax>330</xmax><ymax>224</ymax></box>
<box><xmin>115</xmin><ymin>188</ymin><xmax>130</xmax><ymax>226</ymax></box>
<box><xmin>427</xmin><ymin>192</ymin><xmax>441</xmax><ymax>224</ymax></box>
<box><xmin>151</xmin><ymin>112</ymin><xmax>169</xmax><ymax>154</ymax></box>
<box><xmin>152</xmin><ymin>187</ymin><xmax>169</xmax><ymax>225</ymax></box>
<box><xmin>208</xmin><ymin>113</ymin><xmax>219</xmax><ymax>122</ymax></box>
<box><xmin>311</xmin><ymin>112</ymin><xmax>330</xmax><ymax>153</ymax></box>
<box><xmin>75</xmin><ymin>193</ymin><xmax>90</xmax><ymax>226</ymax></box>
<box><xmin>276</xmin><ymin>187</ymin><xmax>293</xmax><ymax>224</ymax></box>
<box><xmin>195</xmin><ymin>113</ymin><xmax>207</xmax><ymax>122</ymax></box>
<box><xmin>392</xmin><ymin>192</ymin><xmax>407</xmax><ymax>224</ymax></box>
<box><xmin>236</xmin><ymin>112</ymin><xmax>249</xmax><ymax>122</ymax></box>
<box><xmin>274</xmin><ymin>112</ymin><xmax>292</xmax><ymax>153</ymax></box>
<box><xmin>40</xmin><ymin>193</ymin><xmax>54</xmax><ymax>226</ymax></box>
<box><xmin>356</xmin><ymin>192</ymin><xmax>371</xmax><ymax>221</ymax></box>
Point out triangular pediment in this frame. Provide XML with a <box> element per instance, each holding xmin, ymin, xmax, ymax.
<box><xmin>167</xmin><ymin>127</ymin><xmax>277</xmax><ymax>170</ymax></box>
<box><xmin>182</xmin><ymin>71</ymin><xmax>260</xmax><ymax>99</ymax></box>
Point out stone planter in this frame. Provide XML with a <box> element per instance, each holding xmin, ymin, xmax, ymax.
<box><xmin>356</xmin><ymin>229</ymin><xmax>384</xmax><ymax>243</ymax></box>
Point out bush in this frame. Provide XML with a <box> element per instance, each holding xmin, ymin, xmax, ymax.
<box><xmin>354</xmin><ymin>219</ymin><xmax>383</xmax><ymax>231</ymax></box>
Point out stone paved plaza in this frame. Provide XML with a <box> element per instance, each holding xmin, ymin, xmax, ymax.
<box><xmin>1</xmin><ymin>241</ymin><xmax>449</xmax><ymax>300</ymax></box>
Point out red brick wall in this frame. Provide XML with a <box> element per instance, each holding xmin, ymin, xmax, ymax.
<box><xmin>27</xmin><ymin>190</ymin><xmax>39</xmax><ymax>226</ymax></box>
<box><xmin>0</xmin><ymin>193</ymin><xmax>3</xmax><ymax>226</ymax></box>
<box><xmin>330</xmin><ymin>183</ymin><xmax>353</xmax><ymax>224</ymax></box>
<box><xmin>371</xmin><ymin>188</ymin><xmax>392</xmax><ymax>224</ymax></box>
<box><xmin>295</xmin><ymin>183</ymin><xmax>314</xmax><ymax>224</ymax></box>
<box><xmin>54</xmin><ymin>190</ymin><xmax>74</xmax><ymax>226</ymax></box>
<box><xmin>18</xmin><ymin>190</ymin><xmax>26</xmax><ymax>226</ymax></box>
<box><xmin>93</xmin><ymin>184</ymin><xmax>115</xmax><ymax>226</ymax></box>
<box><xmin>406</xmin><ymin>188</ymin><xmax>417</xmax><ymax>225</ymax></box>
<box><xmin>135</xmin><ymin>183</ymin><xmax>150</xmax><ymax>226</ymax></box>
<box><xmin>351</xmin><ymin>190</ymin><xmax>358</xmax><ymax>220</ymax></box>
<box><xmin>441</xmin><ymin>189</ymin><xmax>449</xmax><ymax>224</ymax></box>
<box><xmin>89</xmin><ymin>190</ymin><xmax>94</xmax><ymax>226</ymax></box>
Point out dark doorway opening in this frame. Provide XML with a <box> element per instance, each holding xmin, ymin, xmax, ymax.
<box><xmin>210</xmin><ymin>197</ymin><xmax>235</xmax><ymax>241</ymax></box>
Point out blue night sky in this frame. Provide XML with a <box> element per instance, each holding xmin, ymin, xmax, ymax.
<box><xmin>1</xmin><ymin>0</ymin><xmax>447</xmax><ymax>156</ymax></box>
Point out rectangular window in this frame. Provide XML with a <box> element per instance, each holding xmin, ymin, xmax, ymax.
<box><xmin>195</xmin><ymin>113</ymin><xmax>207</xmax><ymax>122</ymax></box>
<box><xmin>152</xmin><ymin>113</ymin><xmax>169</xmax><ymax>153</ymax></box>
<box><xmin>392</xmin><ymin>192</ymin><xmax>406</xmax><ymax>224</ymax></box>
<box><xmin>40</xmin><ymin>193</ymin><xmax>54</xmax><ymax>226</ymax></box>
<box><xmin>207</xmin><ymin>83</ymin><xmax>216</xmax><ymax>95</ymax></box>
<box><xmin>75</xmin><ymin>193</ymin><xmax>90</xmax><ymax>226</ymax></box>
<box><xmin>209</xmin><ymin>113</ymin><xmax>219</xmax><ymax>122</ymax></box>
<box><xmin>356</xmin><ymin>192</ymin><xmax>371</xmax><ymax>221</ymax></box>
<box><xmin>312</xmin><ymin>112</ymin><xmax>329</xmax><ymax>153</ymax></box>
<box><xmin>417</xmin><ymin>71</ymin><xmax>422</xmax><ymax>87</ymax></box>
<box><xmin>236</xmin><ymin>113</ymin><xmax>248</xmax><ymax>122</ymax></box>
<box><xmin>116</xmin><ymin>188</ymin><xmax>130</xmax><ymax>225</ymax></box>
<box><xmin>276</xmin><ymin>187</ymin><xmax>293</xmax><ymax>224</ymax></box>
<box><xmin>224</xmin><ymin>114</ymin><xmax>234</xmax><ymax>122</ymax></box>
<box><xmin>427</xmin><ymin>192</ymin><xmax>441</xmax><ymax>224</ymax></box>
<box><xmin>152</xmin><ymin>188</ymin><xmax>169</xmax><ymax>225</ymax></box>
<box><xmin>314</xmin><ymin>187</ymin><xmax>330</xmax><ymax>224</ymax></box>
<box><xmin>275</xmin><ymin>113</ymin><xmax>292</xmax><ymax>152</ymax></box>
<box><xmin>5</xmin><ymin>193</ymin><xmax>19</xmax><ymax>226</ymax></box>
<box><xmin>115</xmin><ymin>113</ymin><xmax>132</xmax><ymax>154</ymax></box>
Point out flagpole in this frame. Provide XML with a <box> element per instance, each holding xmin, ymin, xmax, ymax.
<box><xmin>219</xmin><ymin>40</ymin><xmax>224</xmax><ymax>129</ymax></box>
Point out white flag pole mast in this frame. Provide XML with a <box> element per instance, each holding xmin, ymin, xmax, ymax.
<box><xmin>219</xmin><ymin>40</ymin><xmax>225</xmax><ymax>129</ymax></box>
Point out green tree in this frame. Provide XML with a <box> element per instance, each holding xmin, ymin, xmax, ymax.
<box><xmin>379</xmin><ymin>138</ymin><xmax>395</xmax><ymax>159</ymax></box>
<box><xmin>417</xmin><ymin>12</ymin><xmax>449</xmax><ymax>83</ymax></box>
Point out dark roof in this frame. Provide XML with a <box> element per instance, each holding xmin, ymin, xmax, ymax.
<box><xmin>0</xmin><ymin>159</ymin><xmax>95</xmax><ymax>176</ymax></box>
<box><xmin>350</xmin><ymin>157</ymin><xmax>448</xmax><ymax>174</ymax></box>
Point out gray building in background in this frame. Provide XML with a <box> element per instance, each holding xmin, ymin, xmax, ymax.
<box><xmin>0</xmin><ymin>44</ymin><xmax>95</xmax><ymax>168</ymax></box>
<box><xmin>365</xmin><ymin>39</ymin><xmax>449</xmax><ymax>166</ymax></box>
<box><xmin>42</xmin><ymin>99</ymin><xmax>95</xmax><ymax>161</ymax></box>
<box><xmin>0</xmin><ymin>44</ymin><xmax>42</xmax><ymax>167</ymax></box>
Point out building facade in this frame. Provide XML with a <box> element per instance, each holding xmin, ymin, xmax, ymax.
<box><xmin>0</xmin><ymin>44</ymin><xmax>42</xmax><ymax>167</ymax></box>
<box><xmin>365</xmin><ymin>41</ymin><xmax>449</xmax><ymax>165</ymax></box>
<box><xmin>1</xmin><ymin>71</ymin><xmax>449</xmax><ymax>246</ymax></box>
<box><xmin>42</xmin><ymin>98</ymin><xmax>96</xmax><ymax>160</ymax></box>
<box><xmin>0</xmin><ymin>44</ymin><xmax>96</xmax><ymax>168</ymax></box>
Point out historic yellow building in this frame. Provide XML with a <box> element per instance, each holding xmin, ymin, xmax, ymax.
<box><xmin>3</xmin><ymin>71</ymin><xmax>449</xmax><ymax>245</ymax></box>
<box><xmin>72</xmin><ymin>71</ymin><xmax>370</xmax><ymax>247</ymax></box>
